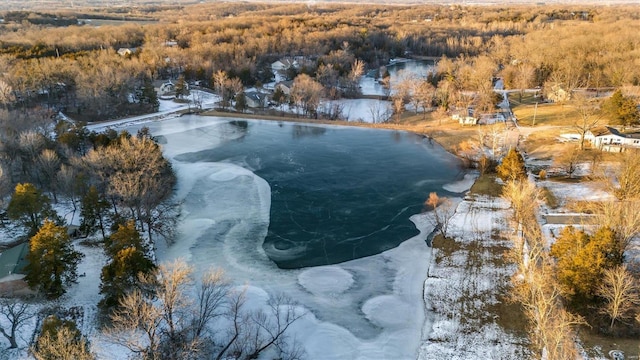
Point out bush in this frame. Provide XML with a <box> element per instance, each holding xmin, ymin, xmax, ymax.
<box><xmin>496</xmin><ymin>149</ymin><xmax>527</xmax><ymax>182</ymax></box>
<box><xmin>538</xmin><ymin>169</ymin><xmax>547</xmax><ymax>179</ymax></box>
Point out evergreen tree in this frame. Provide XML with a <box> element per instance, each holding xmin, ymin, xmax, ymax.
<box><xmin>603</xmin><ymin>90</ymin><xmax>640</xmax><ymax>127</ymax></box>
<box><xmin>496</xmin><ymin>148</ymin><xmax>527</xmax><ymax>183</ymax></box>
<box><xmin>56</xmin><ymin>122</ymin><xmax>91</xmax><ymax>155</ymax></box>
<box><xmin>174</xmin><ymin>75</ymin><xmax>189</xmax><ymax>99</ymax></box>
<box><xmin>7</xmin><ymin>183</ymin><xmax>58</xmax><ymax>235</ymax></box>
<box><xmin>25</xmin><ymin>220</ymin><xmax>83</xmax><ymax>299</ymax></box>
<box><xmin>99</xmin><ymin>221</ymin><xmax>155</xmax><ymax>310</ymax></box>
<box><xmin>140</xmin><ymin>77</ymin><xmax>159</xmax><ymax>112</ymax></box>
<box><xmin>273</xmin><ymin>86</ymin><xmax>286</xmax><ymax>107</ymax></box>
<box><xmin>235</xmin><ymin>91</ymin><xmax>247</xmax><ymax>113</ymax></box>
<box><xmin>550</xmin><ymin>226</ymin><xmax>623</xmax><ymax>305</ymax></box>
<box><xmin>79</xmin><ymin>185</ymin><xmax>109</xmax><ymax>240</ymax></box>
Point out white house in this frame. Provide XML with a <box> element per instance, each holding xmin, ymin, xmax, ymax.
<box><xmin>585</xmin><ymin>126</ymin><xmax>640</xmax><ymax>152</ymax></box>
<box><xmin>271</xmin><ymin>58</ymin><xmax>298</xmax><ymax>73</ymax></box>
<box><xmin>452</xmin><ymin>114</ymin><xmax>478</xmax><ymax>126</ymax></box>
<box><xmin>117</xmin><ymin>47</ymin><xmax>137</xmax><ymax>57</ymax></box>
<box><xmin>159</xmin><ymin>81</ymin><xmax>175</xmax><ymax>94</ymax></box>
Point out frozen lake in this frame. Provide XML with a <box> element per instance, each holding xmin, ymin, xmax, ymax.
<box><xmin>123</xmin><ymin>116</ymin><xmax>466</xmax><ymax>358</ymax></box>
<box><xmin>155</xmin><ymin>117</ymin><xmax>462</xmax><ymax>268</ymax></box>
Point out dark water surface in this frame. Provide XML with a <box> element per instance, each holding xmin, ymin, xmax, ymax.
<box><xmin>174</xmin><ymin>120</ymin><xmax>463</xmax><ymax>268</ymax></box>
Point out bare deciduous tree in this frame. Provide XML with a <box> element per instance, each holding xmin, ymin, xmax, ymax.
<box><xmin>290</xmin><ymin>74</ymin><xmax>323</xmax><ymax>118</ymax></box>
<box><xmin>83</xmin><ymin>135</ymin><xmax>176</xmax><ymax>242</ymax></box>
<box><xmin>425</xmin><ymin>192</ymin><xmax>456</xmax><ymax>238</ymax></box>
<box><xmin>108</xmin><ymin>288</ymin><xmax>164</xmax><ymax>359</ymax></box>
<box><xmin>191</xmin><ymin>269</ymin><xmax>230</xmax><ymax>340</ymax></box>
<box><xmin>368</xmin><ymin>101</ymin><xmax>391</xmax><ymax>124</ymax></box>
<box><xmin>0</xmin><ymin>163</ymin><xmax>10</xmax><ymax>208</ymax></box>
<box><xmin>35</xmin><ymin>149</ymin><xmax>61</xmax><ymax>201</ymax></box>
<box><xmin>511</xmin><ymin>263</ymin><xmax>585</xmax><ymax>360</ymax></box>
<box><xmin>604</xmin><ymin>149</ymin><xmax>640</xmax><ymax>201</ymax></box>
<box><xmin>591</xmin><ymin>200</ymin><xmax>640</xmax><ymax>254</ymax></box>
<box><xmin>415</xmin><ymin>81</ymin><xmax>435</xmax><ymax>118</ymax></box>
<box><xmin>553</xmin><ymin>146</ymin><xmax>581</xmax><ymax>178</ymax></box>
<box><xmin>0</xmin><ymin>297</ymin><xmax>36</xmax><ymax>349</ymax></box>
<box><xmin>597</xmin><ymin>265</ymin><xmax>639</xmax><ymax>328</ymax></box>
<box><xmin>213</xmin><ymin>70</ymin><xmax>229</xmax><ymax>109</ymax></box>
<box><xmin>571</xmin><ymin>93</ymin><xmax>601</xmax><ymax>150</ymax></box>
<box><xmin>107</xmin><ymin>260</ymin><xmax>305</xmax><ymax>360</ymax></box>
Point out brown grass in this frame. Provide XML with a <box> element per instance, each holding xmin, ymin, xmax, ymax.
<box><xmin>513</xmin><ymin>101</ymin><xmax>582</xmax><ymax>127</ymax></box>
<box><xmin>469</xmin><ymin>174</ymin><xmax>504</xmax><ymax>197</ymax></box>
<box><xmin>540</xmin><ymin>186</ymin><xmax>559</xmax><ymax>209</ymax></box>
<box><xmin>520</xmin><ymin>128</ymin><xmax>566</xmax><ymax>159</ymax></box>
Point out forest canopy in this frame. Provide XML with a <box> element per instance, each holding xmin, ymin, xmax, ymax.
<box><xmin>0</xmin><ymin>3</ymin><xmax>639</xmax><ymax>121</ymax></box>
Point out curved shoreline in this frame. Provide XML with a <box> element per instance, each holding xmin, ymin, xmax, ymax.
<box><xmin>199</xmin><ymin>109</ymin><xmax>457</xmax><ymax>151</ymax></box>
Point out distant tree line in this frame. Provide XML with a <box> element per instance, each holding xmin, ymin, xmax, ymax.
<box><xmin>0</xmin><ymin>3</ymin><xmax>638</xmax><ymax>121</ymax></box>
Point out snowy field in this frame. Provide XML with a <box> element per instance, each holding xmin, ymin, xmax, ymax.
<box><xmin>418</xmin><ymin>195</ymin><xmax>531</xmax><ymax>360</ymax></box>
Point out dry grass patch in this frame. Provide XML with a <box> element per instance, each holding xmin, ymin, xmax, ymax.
<box><xmin>520</xmin><ymin>128</ymin><xmax>566</xmax><ymax>159</ymax></box>
<box><xmin>431</xmin><ymin>234</ymin><xmax>461</xmax><ymax>262</ymax></box>
<box><xmin>578</xmin><ymin>329</ymin><xmax>640</xmax><ymax>359</ymax></box>
<box><xmin>468</xmin><ymin>174</ymin><xmax>503</xmax><ymax>197</ymax></box>
<box><xmin>513</xmin><ymin>102</ymin><xmax>583</xmax><ymax>127</ymax></box>
<box><xmin>540</xmin><ymin>186</ymin><xmax>560</xmax><ymax>209</ymax></box>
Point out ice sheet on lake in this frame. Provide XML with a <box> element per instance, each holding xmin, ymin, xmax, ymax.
<box><xmin>141</xmin><ymin>116</ymin><xmax>441</xmax><ymax>359</ymax></box>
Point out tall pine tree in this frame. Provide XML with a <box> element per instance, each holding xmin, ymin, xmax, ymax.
<box><xmin>7</xmin><ymin>183</ymin><xmax>58</xmax><ymax>235</ymax></box>
<box><xmin>99</xmin><ymin>221</ymin><xmax>155</xmax><ymax>310</ymax></box>
<box><xmin>26</xmin><ymin>220</ymin><xmax>83</xmax><ymax>299</ymax></box>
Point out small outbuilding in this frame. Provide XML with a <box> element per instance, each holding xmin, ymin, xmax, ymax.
<box><xmin>0</xmin><ymin>242</ymin><xmax>29</xmax><ymax>295</ymax></box>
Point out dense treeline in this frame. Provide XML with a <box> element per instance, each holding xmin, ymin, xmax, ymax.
<box><xmin>0</xmin><ymin>3</ymin><xmax>639</xmax><ymax>121</ymax></box>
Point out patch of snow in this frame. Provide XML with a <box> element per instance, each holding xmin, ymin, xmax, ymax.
<box><xmin>298</xmin><ymin>266</ymin><xmax>354</xmax><ymax>297</ymax></box>
<box><xmin>539</xmin><ymin>179</ymin><xmax>612</xmax><ymax>206</ymax></box>
<box><xmin>442</xmin><ymin>173</ymin><xmax>479</xmax><ymax>193</ymax></box>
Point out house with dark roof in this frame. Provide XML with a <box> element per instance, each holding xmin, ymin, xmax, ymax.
<box><xmin>275</xmin><ymin>80</ymin><xmax>294</xmax><ymax>96</ymax></box>
<box><xmin>585</xmin><ymin>126</ymin><xmax>640</xmax><ymax>152</ymax></box>
<box><xmin>0</xmin><ymin>242</ymin><xmax>29</xmax><ymax>294</ymax></box>
<box><xmin>245</xmin><ymin>91</ymin><xmax>268</xmax><ymax>108</ymax></box>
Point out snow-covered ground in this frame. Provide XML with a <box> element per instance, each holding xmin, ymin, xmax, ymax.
<box><xmin>418</xmin><ymin>195</ymin><xmax>530</xmax><ymax>359</ymax></box>
<box><xmin>85</xmin><ymin>90</ymin><xmax>218</xmax><ymax>132</ymax></box>
<box><xmin>319</xmin><ymin>98</ymin><xmax>391</xmax><ymax>123</ymax></box>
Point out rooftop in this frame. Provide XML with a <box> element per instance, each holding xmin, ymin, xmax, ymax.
<box><xmin>0</xmin><ymin>242</ymin><xmax>29</xmax><ymax>281</ymax></box>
